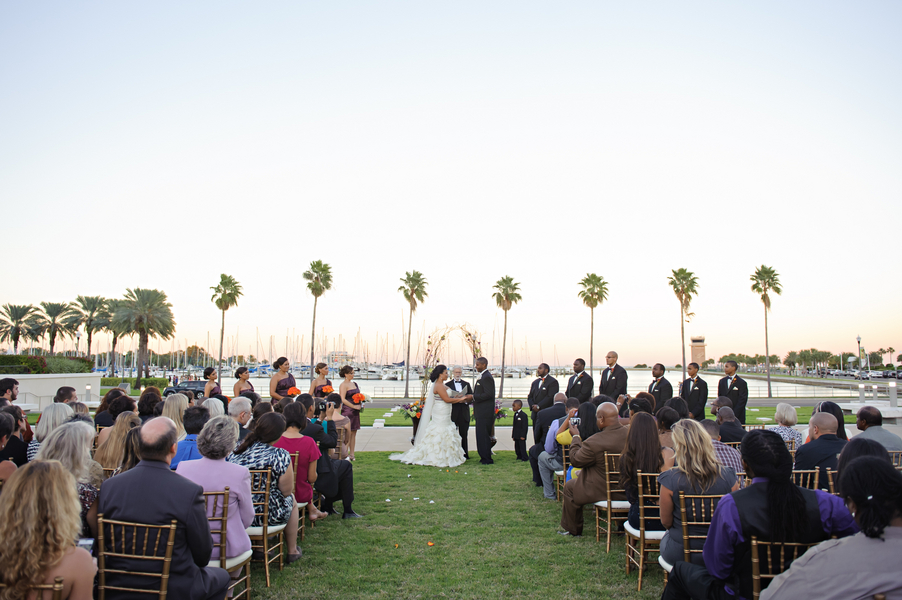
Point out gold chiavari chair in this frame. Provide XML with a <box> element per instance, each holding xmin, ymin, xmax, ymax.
<box><xmin>554</xmin><ymin>444</ymin><xmax>570</xmax><ymax>502</ymax></box>
<box><xmin>625</xmin><ymin>472</ymin><xmax>665</xmax><ymax>591</ymax></box>
<box><xmin>790</xmin><ymin>470</ymin><xmax>819</xmax><ymax>490</ymax></box>
<box><xmin>203</xmin><ymin>488</ymin><xmax>251</xmax><ymax>600</ymax></box>
<box><xmin>289</xmin><ymin>452</ymin><xmax>308</xmax><ymax>541</ymax></box>
<box><xmin>751</xmin><ymin>536</ymin><xmax>821</xmax><ymax>599</ymax></box>
<box><xmin>96</xmin><ymin>514</ymin><xmax>178</xmax><ymax>599</ymax></box>
<box><xmin>0</xmin><ymin>577</ymin><xmax>64</xmax><ymax>600</ymax></box>
<box><xmin>594</xmin><ymin>452</ymin><xmax>630</xmax><ymax>552</ymax></box>
<box><xmin>246</xmin><ymin>469</ymin><xmax>285</xmax><ymax>587</ymax></box>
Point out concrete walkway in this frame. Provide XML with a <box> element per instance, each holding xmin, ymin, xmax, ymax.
<box><xmin>355</xmin><ymin>426</ymin><xmax>517</xmax><ymax>452</ymax></box>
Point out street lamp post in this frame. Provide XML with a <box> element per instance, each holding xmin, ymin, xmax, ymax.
<box><xmin>75</xmin><ymin>331</ymin><xmax>82</xmax><ymax>357</ymax></box>
<box><xmin>857</xmin><ymin>335</ymin><xmax>862</xmax><ymax>380</ymax></box>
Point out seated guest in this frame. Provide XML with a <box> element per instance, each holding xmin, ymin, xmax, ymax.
<box><xmin>835</xmin><ymin>437</ymin><xmax>891</xmax><ymax>496</ymax></box>
<box><xmin>111</xmin><ymin>428</ymin><xmax>142</xmax><ymax>477</ymax></box>
<box><xmin>325</xmin><ymin>392</ymin><xmax>352</xmax><ymax>459</ymax></box>
<box><xmin>69</xmin><ymin>402</ymin><xmax>89</xmax><ymax>416</ymax></box>
<box><xmin>227</xmin><ymin>413</ymin><xmax>302</xmax><ymax>561</ymax></box>
<box><xmin>54</xmin><ymin>385</ymin><xmax>78</xmax><ymax>403</ymax></box>
<box><xmin>250</xmin><ymin>401</ymin><xmax>274</xmax><ymax>432</ymax></box>
<box><xmin>559</xmin><ymin>403</ymin><xmax>630</xmax><ymax>537</ymax></box>
<box><xmin>619</xmin><ymin>412</ymin><xmax>675</xmax><ymax>530</ymax></box>
<box><xmin>96</xmin><ymin>395</ymin><xmax>138</xmax><ymax>446</ymax></box>
<box><xmin>794</xmin><ymin>412</ymin><xmax>847</xmax><ymax>487</ymax></box>
<box><xmin>162</xmin><ymin>393</ymin><xmax>189</xmax><ymax>441</ymax></box>
<box><xmin>576</xmin><ymin>401</ymin><xmax>601</xmax><ymax>439</ymax></box>
<box><xmin>94</xmin><ymin>412</ymin><xmax>141</xmax><ymax>470</ymax></box>
<box><xmin>664</xmin><ymin>397</ymin><xmax>690</xmax><ymax>420</ymax></box>
<box><xmin>99</xmin><ymin>417</ymin><xmax>230</xmax><ymax>598</ymax></box>
<box><xmin>239</xmin><ymin>391</ymin><xmax>262</xmax><ymax>408</ymax></box>
<box><xmin>27</xmin><ymin>402</ymin><xmax>73</xmax><ymax>461</ymax></box>
<box><xmin>659</xmin><ymin>420</ymin><xmax>738</xmax><ymax>565</ymax></box>
<box><xmin>767</xmin><ymin>403</ymin><xmax>804</xmax><ymax>449</ymax></box>
<box><xmin>203</xmin><ymin>397</ymin><xmax>225</xmax><ymax>417</ymax></box>
<box><xmin>153</xmin><ymin>400</ymin><xmax>165</xmax><ymax>417</ymax></box>
<box><xmin>661</xmin><ymin>430</ymin><xmax>856</xmax><ymax>600</ymax></box>
<box><xmin>301</xmin><ymin>395</ymin><xmax>360</xmax><ymax>519</ymax></box>
<box><xmin>177</xmin><ymin>416</ymin><xmax>254</xmax><ymax>563</ymax></box>
<box><xmin>35</xmin><ymin>421</ymin><xmax>100</xmax><ymax>538</ymax></box>
<box><xmin>701</xmin><ymin>419</ymin><xmax>744</xmax><ymax>486</ymax></box>
<box><xmin>628</xmin><ymin>396</ymin><xmax>654</xmax><ymax>419</ymax></box>
<box><xmin>715</xmin><ymin>407</ymin><xmax>746</xmax><ymax>444</ymax></box>
<box><xmin>709</xmin><ymin>396</ymin><xmax>732</xmax><ymax>418</ymax></box>
<box><xmin>274</xmin><ymin>403</ymin><xmax>328</xmax><ymax>522</ymax></box>
<box><xmin>0</xmin><ymin>460</ymin><xmax>96</xmax><ymax>598</ymax></box>
<box><xmin>761</xmin><ymin>456</ymin><xmax>902</xmax><ymax>600</ymax></box>
<box><xmin>0</xmin><ymin>412</ymin><xmax>19</xmax><ymax>482</ymax></box>
<box><xmin>183</xmin><ymin>390</ymin><xmax>196</xmax><ymax>405</ymax></box>
<box><xmin>171</xmin><ymin>406</ymin><xmax>210</xmax><ymax>470</ymax></box>
<box><xmin>812</xmin><ymin>400</ymin><xmax>849</xmax><ymax>441</ymax></box>
<box><xmin>137</xmin><ymin>388</ymin><xmax>162</xmax><ymax>423</ymax></box>
<box><xmin>854</xmin><ymin>406</ymin><xmax>902</xmax><ymax>451</ymax></box>
<box><xmin>538</xmin><ymin>397</ymin><xmax>580</xmax><ymax>500</ymax></box>
<box><xmin>529</xmin><ymin>393</ymin><xmax>568</xmax><ymax>487</ymax></box>
<box><xmin>0</xmin><ymin>405</ymin><xmax>28</xmax><ymax>466</ymax></box>
<box><xmin>228</xmin><ymin>396</ymin><xmax>253</xmax><ymax>441</ymax></box>
<box><xmin>657</xmin><ymin>407</ymin><xmax>680</xmax><ymax>450</ymax></box>
<box><xmin>93</xmin><ymin>388</ymin><xmax>127</xmax><ymax>427</ymax></box>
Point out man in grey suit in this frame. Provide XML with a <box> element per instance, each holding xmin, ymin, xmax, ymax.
<box><xmin>98</xmin><ymin>417</ymin><xmax>230</xmax><ymax>599</ymax></box>
<box><xmin>855</xmin><ymin>406</ymin><xmax>902</xmax><ymax>451</ymax></box>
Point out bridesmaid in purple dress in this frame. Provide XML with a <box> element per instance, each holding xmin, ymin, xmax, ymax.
<box><xmin>338</xmin><ymin>365</ymin><xmax>363</xmax><ymax>461</ymax></box>
<box><xmin>203</xmin><ymin>367</ymin><xmax>222</xmax><ymax>399</ymax></box>
<box><xmin>233</xmin><ymin>366</ymin><xmax>255</xmax><ymax>398</ymax></box>
<box><xmin>309</xmin><ymin>363</ymin><xmax>334</xmax><ymax>398</ymax></box>
<box><xmin>269</xmin><ymin>357</ymin><xmax>296</xmax><ymax>401</ymax></box>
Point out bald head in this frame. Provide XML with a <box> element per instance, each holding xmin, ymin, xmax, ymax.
<box><xmin>716</xmin><ymin>406</ymin><xmax>737</xmax><ymax>424</ymax></box>
<box><xmin>139</xmin><ymin>417</ymin><xmax>178</xmax><ymax>463</ymax></box>
<box><xmin>553</xmin><ymin>393</ymin><xmax>567</xmax><ymax>404</ymax></box>
<box><xmin>596</xmin><ymin>402</ymin><xmax>619</xmax><ymax>428</ymax></box>
<box><xmin>809</xmin><ymin>412</ymin><xmax>838</xmax><ymax>439</ymax></box>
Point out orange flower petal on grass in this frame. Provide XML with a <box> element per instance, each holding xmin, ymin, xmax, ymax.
<box><xmin>427</xmin><ymin>542</ymin><xmax>435</xmax><ymax>547</ymax></box>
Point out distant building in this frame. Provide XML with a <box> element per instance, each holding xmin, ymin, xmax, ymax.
<box><xmin>323</xmin><ymin>351</ymin><xmax>350</xmax><ymax>370</ymax></box>
<box><xmin>690</xmin><ymin>336</ymin><xmax>706</xmax><ymax>366</ymax></box>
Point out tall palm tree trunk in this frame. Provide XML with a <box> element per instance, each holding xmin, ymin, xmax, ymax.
<box><xmin>110</xmin><ymin>336</ymin><xmax>118</xmax><ymax>377</ymax></box>
<box><xmin>136</xmin><ymin>332</ymin><xmax>147</xmax><ymax>389</ymax></box>
<box><xmin>86</xmin><ymin>331</ymin><xmax>93</xmax><ymax>360</ymax></box>
<box><xmin>764</xmin><ymin>305</ymin><xmax>772</xmax><ymax>398</ymax></box>
<box><xmin>309</xmin><ymin>297</ymin><xmax>318</xmax><ymax>382</ymax></box>
<box><xmin>404</xmin><ymin>308</ymin><xmax>413</xmax><ymax>399</ymax></box>
<box><xmin>589</xmin><ymin>307</ymin><xmax>595</xmax><ymax>379</ymax></box>
<box><xmin>499</xmin><ymin>310</ymin><xmax>508</xmax><ymax>399</ymax></box>
<box><xmin>218</xmin><ymin>310</ymin><xmax>225</xmax><ymax>385</ymax></box>
<box><xmin>680</xmin><ymin>306</ymin><xmax>687</xmax><ymax>383</ymax></box>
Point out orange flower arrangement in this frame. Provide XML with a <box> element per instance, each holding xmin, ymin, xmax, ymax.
<box><xmin>352</xmin><ymin>393</ymin><xmax>367</xmax><ymax>405</ymax></box>
<box><xmin>287</xmin><ymin>387</ymin><xmax>302</xmax><ymax>396</ymax></box>
<box><xmin>321</xmin><ymin>385</ymin><xmax>334</xmax><ymax>394</ymax></box>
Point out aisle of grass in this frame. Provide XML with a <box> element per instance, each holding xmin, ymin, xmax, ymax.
<box><xmin>249</xmin><ymin>451</ymin><xmax>662</xmax><ymax>600</ymax></box>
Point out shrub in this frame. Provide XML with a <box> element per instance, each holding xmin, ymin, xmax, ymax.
<box><xmin>633</xmin><ymin>363</ymin><xmax>648</xmax><ymax>368</ymax></box>
<box><xmin>101</xmin><ymin>377</ymin><xmax>170</xmax><ymax>389</ymax></box>
<box><xmin>0</xmin><ymin>355</ymin><xmax>48</xmax><ymax>374</ymax></box>
<box><xmin>675</xmin><ymin>364</ymin><xmax>682</xmax><ymax>368</ymax></box>
<box><xmin>44</xmin><ymin>357</ymin><xmax>93</xmax><ymax>373</ymax></box>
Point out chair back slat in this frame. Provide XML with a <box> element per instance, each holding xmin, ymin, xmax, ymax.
<box><xmin>604</xmin><ymin>453</ymin><xmax>626</xmax><ymax>500</ymax></box>
<box><xmin>743</xmin><ymin>424</ymin><xmax>765</xmax><ymax>431</ymax></box>
<box><xmin>635</xmin><ymin>472</ymin><xmax>662</xmax><ymax>528</ymax></box>
<box><xmin>888</xmin><ymin>451</ymin><xmax>902</xmax><ymax>467</ymax></box>
<box><xmin>784</xmin><ymin>438</ymin><xmax>796</xmax><ymax>452</ymax></box>
<box><xmin>248</xmin><ymin>469</ymin><xmax>273</xmax><ymax>525</ymax></box>
<box><xmin>826</xmin><ymin>470</ymin><xmax>839</xmax><ymax>495</ymax></box>
<box><xmin>790</xmin><ymin>470</ymin><xmax>819</xmax><ymax>490</ymax></box>
<box><xmin>678</xmin><ymin>493</ymin><xmax>724</xmax><ymax>563</ymax></box>
<box><xmin>0</xmin><ymin>577</ymin><xmax>64</xmax><ymax>600</ymax></box>
<box><xmin>562</xmin><ymin>443</ymin><xmax>570</xmax><ymax>471</ymax></box>
<box><xmin>97</xmin><ymin>514</ymin><xmax>178</xmax><ymax>598</ymax></box>
<box><xmin>102</xmin><ymin>467</ymin><xmax>116</xmax><ymax>481</ymax></box>
<box><xmin>203</xmin><ymin>487</ymin><xmax>231</xmax><ymax>568</ymax></box>
<box><xmin>751</xmin><ymin>536</ymin><xmax>820</xmax><ymax>598</ymax></box>
<box><xmin>724</xmin><ymin>441</ymin><xmax>742</xmax><ymax>450</ymax></box>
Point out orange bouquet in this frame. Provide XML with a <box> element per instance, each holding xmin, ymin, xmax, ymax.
<box><xmin>287</xmin><ymin>387</ymin><xmax>302</xmax><ymax>396</ymax></box>
<box><xmin>352</xmin><ymin>393</ymin><xmax>367</xmax><ymax>405</ymax></box>
<box><xmin>321</xmin><ymin>385</ymin><xmax>334</xmax><ymax>394</ymax></box>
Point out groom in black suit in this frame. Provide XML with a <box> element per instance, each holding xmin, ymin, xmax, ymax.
<box><xmin>446</xmin><ymin>366</ymin><xmax>474</xmax><ymax>459</ymax></box>
<box><xmin>468</xmin><ymin>357</ymin><xmax>495</xmax><ymax>464</ymax></box>
<box><xmin>527</xmin><ymin>363</ymin><xmax>559</xmax><ymax>443</ymax></box>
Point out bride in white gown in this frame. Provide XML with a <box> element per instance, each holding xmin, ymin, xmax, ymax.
<box><xmin>390</xmin><ymin>365</ymin><xmax>467</xmax><ymax>468</ymax></box>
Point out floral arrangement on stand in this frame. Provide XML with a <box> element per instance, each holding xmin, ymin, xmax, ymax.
<box><xmin>493</xmin><ymin>399</ymin><xmax>507</xmax><ymax>421</ymax></box>
<box><xmin>399</xmin><ymin>399</ymin><xmax>424</xmax><ymax>420</ymax></box>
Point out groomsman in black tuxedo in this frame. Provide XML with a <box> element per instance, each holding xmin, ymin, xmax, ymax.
<box><xmin>468</xmin><ymin>357</ymin><xmax>496</xmax><ymax>465</ymax></box>
<box><xmin>565</xmin><ymin>358</ymin><xmax>593</xmax><ymax>404</ymax></box>
<box><xmin>648</xmin><ymin>363</ymin><xmax>673</xmax><ymax>413</ymax></box>
<box><xmin>446</xmin><ymin>366</ymin><xmax>474</xmax><ymax>459</ymax></box>
<box><xmin>679</xmin><ymin>362</ymin><xmax>708</xmax><ymax>421</ymax></box>
<box><xmin>717</xmin><ymin>360</ymin><xmax>749</xmax><ymax>424</ymax></box>
<box><xmin>527</xmin><ymin>363</ymin><xmax>559</xmax><ymax>443</ymax></box>
<box><xmin>599</xmin><ymin>351</ymin><xmax>628</xmax><ymax>399</ymax></box>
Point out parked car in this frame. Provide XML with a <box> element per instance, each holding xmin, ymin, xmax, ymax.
<box><xmin>162</xmin><ymin>380</ymin><xmax>208</xmax><ymax>398</ymax></box>
<box><xmin>885</xmin><ymin>371</ymin><xmax>898</xmax><ymax>379</ymax></box>
<box><xmin>868</xmin><ymin>370</ymin><xmax>883</xmax><ymax>378</ymax></box>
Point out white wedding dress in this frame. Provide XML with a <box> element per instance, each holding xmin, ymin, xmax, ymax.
<box><xmin>390</xmin><ymin>383</ymin><xmax>466</xmax><ymax>468</ymax></box>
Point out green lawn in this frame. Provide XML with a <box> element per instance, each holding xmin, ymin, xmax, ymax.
<box><xmin>249</xmin><ymin>451</ymin><xmax>663</xmax><ymax>600</ymax></box>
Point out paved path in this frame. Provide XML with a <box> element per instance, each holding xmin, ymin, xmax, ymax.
<box><xmin>356</xmin><ymin>426</ymin><xmax>517</xmax><ymax>452</ymax></box>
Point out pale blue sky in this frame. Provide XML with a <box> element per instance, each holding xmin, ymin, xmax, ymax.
<box><xmin>1</xmin><ymin>2</ymin><xmax>900</xmax><ymax>366</ymax></box>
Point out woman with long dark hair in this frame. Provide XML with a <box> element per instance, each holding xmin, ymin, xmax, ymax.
<box><xmin>203</xmin><ymin>367</ymin><xmax>221</xmax><ymax>400</ymax></box>
<box><xmin>619</xmin><ymin>412</ymin><xmax>674</xmax><ymax>529</ymax></box>
<box><xmin>233</xmin><ymin>366</ymin><xmax>254</xmax><ymax>398</ymax></box>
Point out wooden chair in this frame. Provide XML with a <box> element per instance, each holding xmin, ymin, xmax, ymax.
<box><xmin>594</xmin><ymin>452</ymin><xmax>630</xmax><ymax>552</ymax></box>
<box><xmin>203</xmin><ymin>488</ymin><xmax>251</xmax><ymax>600</ymax></box>
<box><xmin>826</xmin><ymin>469</ymin><xmax>839</xmax><ymax>496</ymax></box>
<box><xmin>625</xmin><ymin>472</ymin><xmax>665</xmax><ymax>591</ymax></box>
<box><xmin>246</xmin><ymin>469</ymin><xmax>285</xmax><ymax>587</ymax></box>
<box><xmin>93</xmin><ymin>425</ymin><xmax>109</xmax><ymax>451</ymax></box>
<box><xmin>554</xmin><ymin>444</ymin><xmax>570</xmax><ymax>501</ymax></box>
<box><xmin>790</xmin><ymin>470</ymin><xmax>819</xmax><ymax>490</ymax></box>
<box><xmin>888</xmin><ymin>451</ymin><xmax>902</xmax><ymax>467</ymax></box>
<box><xmin>743</xmin><ymin>424</ymin><xmax>766</xmax><ymax>431</ymax></box>
<box><xmin>0</xmin><ymin>577</ymin><xmax>64</xmax><ymax>600</ymax></box>
<box><xmin>332</xmin><ymin>427</ymin><xmax>347</xmax><ymax>459</ymax></box>
<box><xmin>724</xmin><ymin>441</ymin><xmax>742</xmax><ymax>450</ymax></box>
<box><xmin>102</xmin><ymin>467</ymin><xmax>117</xmax><ymax>481</ymax></box>
<box><xmin>784</xmin><ymin>438</ymin><xmax>796</xmax><ymax>452</ymax></box>
<box><xmin>658</xmin><ymin>493</ymin><xmax>724</xmax><ymax>581</ymax></box>
<box><xmin>288</xmin><ymin>452</ymin><xmax>309</xmax><ymax>540</ymax></box>
<box><xmin>750</xmin><ymin>536</ymin><xmax>821</xmax><ymax>598</ymax></box>
<box><xmin>96</xmin><ymin>514</ymin><xmax>178</xmax><ymax>599</ymax></box>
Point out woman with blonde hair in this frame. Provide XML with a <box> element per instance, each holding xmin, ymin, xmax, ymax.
<box><xmin>93</xmin><ymin>412</ymin><xmax>141</xmax><ymax>470</ymax></box>
<box><xmin>35</xmin><ymin>421</ymin><xmax>101</xmax><ymax>538</ymax></box>
<box><xmin>27</xmin><ymin>402</ymin><xmax>73</xmax><ymax>461</ymax></box>
<box><xmin>202</xmin><ymin>397</ymin><xmax>225</xmax><ymax>417</ymax></box>
<box><xmin>162</xmin><ymin>393</ymin><xmax>189</xmax><ymax>441</ymax></box>
<box><xmin>769</xmin><ymin>402</ymin><xmax>804</xmax><ymax>449</ymax></box>
<box><xmin>69</xmin><ymin>402</ymin><xmax>89</xmax><ymax>416</ymax></box>
<box><xmin>0</xmin><ymin>460</ymin><xmax>96</xmax><ymax>599</ymax></box>
<box><xmin>657</xmin><ymin>419</ymin><xmax>739</xmax><ymax>565</ymax></box>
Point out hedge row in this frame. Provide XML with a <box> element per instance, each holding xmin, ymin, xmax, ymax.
<box><xmin>44</xmin><ymin>357</ymin><xmax>93</xmax><ymax>373</ymax></box>
<box><xmin>101</xmin><ymin>377</ymin><xmax>170</xmax><ymax>389</ymax></box>
<box><xmin>0</xmin><ymin>356</ymin><xmax>48</xmax><ymax>374</ymax></box>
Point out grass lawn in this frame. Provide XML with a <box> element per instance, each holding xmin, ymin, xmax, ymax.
<box><xmin>248</xmin><ymin>451</ymin><xmax>663</xmax><ymax>600</ymax></box>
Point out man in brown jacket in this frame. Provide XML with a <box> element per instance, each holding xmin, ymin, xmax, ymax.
<box><xmin>559</xmin><ymin>402</ymin><xmax>629</xmax><ymax>536</ymax></box>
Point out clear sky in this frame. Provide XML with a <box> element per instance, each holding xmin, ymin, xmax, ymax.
<box><xmin>1</xmin><ymin>2</ymin><xmax>900</xmax><ymax>367</ymax></box>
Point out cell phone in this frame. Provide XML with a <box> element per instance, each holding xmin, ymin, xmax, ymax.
<box><xmin>77</xmin><ymin>538</ymin><xmax>94</xmax><ymax>555</ymax></box>
<box><xmin>570</xmin><ymin>417</ymin><xmax>581</xmax><ymax>426</ymax></box>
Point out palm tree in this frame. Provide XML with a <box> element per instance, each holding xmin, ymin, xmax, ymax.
<box><xmin>0</xmin><ymin>304</ymin><xmax>37</xmax><ymax>354</ymax></box>
<box><xmin>69</xmin><ymin>296</ymin><xmax>109</xmax><ymax>358</ymax></box>
<box><xmin>112</xmin><ymin>289</ymin><xmax>176</xmax><ymax>389</ymax></box>
<box><xmin>884</xmin><ymin>347</ymin><xmax>895</xmax><ymax>366</ymax></box>
<box><xmin>36</xmin><ymin>302</ymin><xmax>77</xmax><ymax>355</ymax></box>
<box><xmin>492</xmin><ymin>276</ymin><xmax>522</xmax><ymax>399</ymax></box>
<box><xmin>210</xmin><ymin>274</ymin><xmax>244</xmax><ymax>384</ymax></box>
<box><xmin>783</xmin><ymin>350</ymin><xmax>800</xmax><ymax>374</ymax></box>
<box><xmin>577</xmin><ymin>273</ymin><xmax>609</xmax><ymax>379</ymax></box>
<box><xmin>398</xmin><ymin>271</ymin><xmax>428</xmax><ymax>399</ymax></box>
<box><xmin>303</xmin><ymin>261</ymin><xmax>333</xmax><ymax>381</ymax></box>
<box><xmin>751</xmin><ymin>265</ymin><xmax>783</xmax><ymax>397</ymax></box>
<box><xmin>667</xmin><ymin>268</ymin><xmax>700</xmax><ymax>383</ymax></box>
<box><xmin>103</xmin><ymin>299</ymin><xmax>128</xmax><ymax>377</ymax></box>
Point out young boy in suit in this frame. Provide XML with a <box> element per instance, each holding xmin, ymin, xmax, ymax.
<box><xmin>512</xmin><ymin>400</ymin><xmax>529</xmax><ymax>461</ymax></box>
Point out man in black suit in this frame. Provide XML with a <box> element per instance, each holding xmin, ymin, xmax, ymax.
<box><xmin>565</xmin><ymin>358</ymin><xmax>594</xmax><ymax>404</ymax></box>
<box><xmin>303</xmin><ymin>396</ymin><xmax>361</xmax><ymax>519</ymax></box>
<box><xmin>599</xmin><ymin>351</ymin><xmax>628</xmax><ymax>400</ymax></box>
<box><xmin>716</xmin><ymin>407</ymin><xmax>747</xmax><ymax>443</ymax></box>
<box><xmin>718</xmin><ymin>360</ymin><xmax>750</xmax><ymax>424</ymax></box>
<box><xmin>794</xmin><ymin>412</ymin><xmax>847</xmax><ymax>487</ymax></box>
<box><xmin>529</xmin><ymin>393</ymin><xmax>567</xmax><ymax>486</ymax></box>
<box><xmin>97</xmin><ymin>417</ymin><xmax>230</xmax><ymax>599</ymax></box>
<box><xmin>648</xmin><ymin>363</ymin><xmax>673</xmax><ymax>413</ymax></box>
<box><xmin>527</xmin><ymin>363</ymin><xmax>559</xmax><ymax>443</ymax></box>
<box><xmin>511</xmin><ymin>399</ymin><xmax>529</xmax><ymax>461</ymax></box>
<box><xmin>446</xmin><ymin>366</ymin><xmax>474</xmax><ymax>458</ymax></box>
<box><xmin>468</xmin><ymin>357</ymin><xmax>496</xmax><ymax>464</ymax></box>
<box><xmin>679</xmin><ymin>362</ymin><xmax>708</xmax><ymax>421</ymax></box>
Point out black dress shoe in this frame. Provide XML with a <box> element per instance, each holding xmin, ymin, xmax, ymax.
<box><xmin>463</xmin><ymin>453</ymin><xmax>469</xmax><ymax>459</ymax></box>
<box><xmin>480</xmin><ymin>460</ymin><xmax>494</xmax><ymax>465</ymax></box>
<box><xmin>342</xmin><ymin>511</ymin><xmax>363</xmax><ymax>519</ymax></box>
<box><xmin>324</xmin><ymin>507</ymin><xmax>340</xmax><ymax>516</ymax></box>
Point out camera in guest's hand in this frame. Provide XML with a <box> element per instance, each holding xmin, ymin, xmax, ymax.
<box><xmin>318</xmin><ymin>401</ymin><xmax>328</xmax><ymax>412</ymax></box>
<box><xmin>570</xmin><ymin>417</ymin><xmax>581</xmax><ymax>426</ymax></box>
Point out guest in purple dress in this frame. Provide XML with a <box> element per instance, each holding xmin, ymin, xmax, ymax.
<box><xmin>203</xmin><ymin>367</ymin><xmax>222</xmax><ymax>399</ymax></box>
<box><xmin>233</xmin><ymin>366</ymin><xmax>255</xmax><ymax>398</ymax></box>
<box><xmin>338</xmin><ymin>365</ymin><xmax>363</xmax><ymax>461</ymax></box>
<box><xmin>269</xmin><ymin>357</ymin><xmax>297</xmax><ymax>401</ymax></box>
